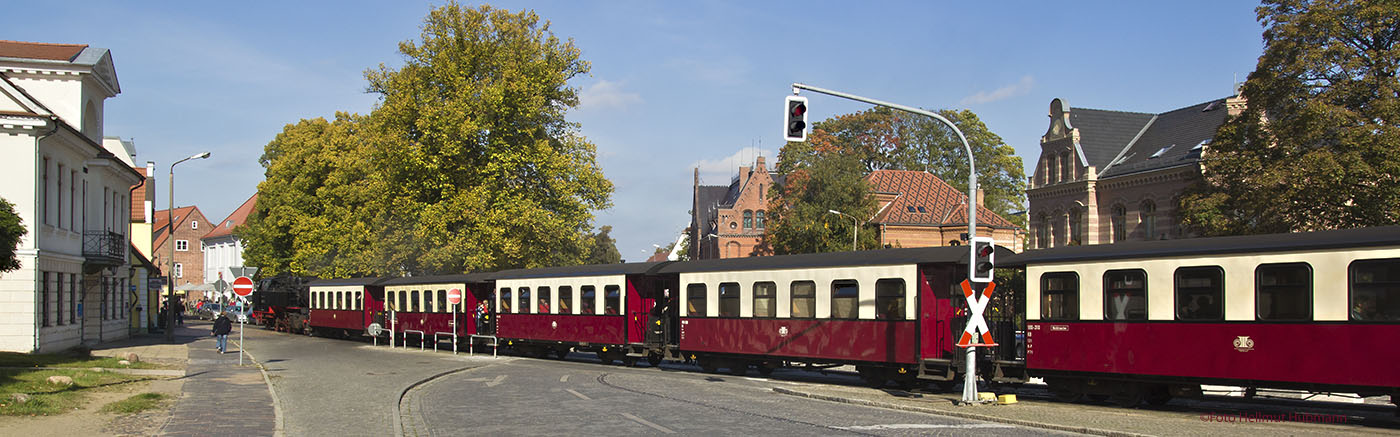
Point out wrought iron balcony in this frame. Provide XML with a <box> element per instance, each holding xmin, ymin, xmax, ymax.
<box><xmin>83</xmin><ymin>231</ymin><xmax>126</xmax><ymax>267</ymax></box>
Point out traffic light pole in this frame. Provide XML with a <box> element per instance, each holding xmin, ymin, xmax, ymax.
<box><xmin>789</xmin><ymin>83</ymin><xmax>984</xmax><ymax>404</ymax></box>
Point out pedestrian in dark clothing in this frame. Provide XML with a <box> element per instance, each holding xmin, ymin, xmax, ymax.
<box><xmin>176</xmin><ymin>300</ymin><xmax>185</xmax><ymax>325</ymax></box>
<box><xmin>212</xmin><ymin>313</ymin><xmax>233</xmax><ymax>353</ymax></box>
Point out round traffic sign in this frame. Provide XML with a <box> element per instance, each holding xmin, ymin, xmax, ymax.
<box><xmin>232</xmin><ymin>276</ymin><xmax>255</xmax><ymax>297</ymax></box>
<box><xmin>447</xmin><ymin>288</ymin><xmax>463</xmax><ymax>305</ymax></box>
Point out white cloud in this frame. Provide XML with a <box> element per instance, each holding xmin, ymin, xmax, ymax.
<box><xmin>691</xmin><ymin>146</ymin><xmax>777</xmax><ymax>185</ymax></box>
<box><xmin>959</xmin><ymin>75</ymin><xmax>1035</xmax><ymax>106</ymax></box>
<box><xmin>579</xmin><ymin>79</ymin><xmax>643</xmax><ymax>111</ymax></box>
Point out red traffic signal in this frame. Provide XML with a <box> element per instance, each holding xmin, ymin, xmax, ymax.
<box><xmin>970</xmin><ymin>236</ymin><xmax>995</xmax><ymax>282</ymax></box>
<box><xmin>784</xmin><ymin>96</ymin><xmax>809</xmax><ymax>142</ymax></box>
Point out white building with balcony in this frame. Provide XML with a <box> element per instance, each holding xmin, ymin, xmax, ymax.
<box><xmin>203</xmin><ymin>193</ymin><xmax>256</xmax><ymax>301</ymax></box>
<box><xmin>0</xmin><ymin>40</ymin><xmax>144</xmax><ymax>352</ymax></box>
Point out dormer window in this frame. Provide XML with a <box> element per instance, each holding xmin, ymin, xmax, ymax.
<box><xmin>906</xmin><ymin>206</ymin><xmax>916</xmax><ymax>213</ymax></box>
<box><xmin>1149</xmin><ymin>144</ymin><xmax>1176</xmax><ymax>159</ymax></box>
<box><xmin>917</xmin><ymin>206</ymin><xmax>927</xmax><ymax>213</ymax></box>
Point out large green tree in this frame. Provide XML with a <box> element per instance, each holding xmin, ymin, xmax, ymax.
<box><xmin>891</xmin><ymin>109</ymin><xmax>1027</xmax><ymax>228</ymax></box>
<box><xmin>768</xmin><ymin>125</ymin><xmax>882</xmax><ymax>254</ymax></box>
<box><xmin>1179</xmin><ymin>0</ymin><xmax>1400</xmax><ymax>235</ymax></box>
<box><xmin>0</xmin><ymin>197</ymin><xmax>25</xmax><ymax>273</ymax></box>
<box><xmin>241</xmin><ymin>3</ymin><xmax>612</xmax><ymax>276</ymax></box>
<box><xmin>585</xmin><ymin>226</ymin><xmax>622</xmax><ymax>264</ymax></box>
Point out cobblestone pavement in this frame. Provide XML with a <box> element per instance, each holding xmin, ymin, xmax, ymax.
<box><xmin>159</xmin><ymin>322</ymin><xmax>278</xmax><ymax>437</ymax></box>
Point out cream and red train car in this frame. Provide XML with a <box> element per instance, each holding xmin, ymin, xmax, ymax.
<box><xmin>378</xmin><ymin>273</ymin><xmax>493</xmax><ymax>341</ymax></box>
<box><xmin>306</xmin><ymin>277</ymin><xmax>386</xmax><ymax>338</ymax></box>
<box><xmin>1004</xmin><ymin>226</ymin><xmax>1400</xmax><ymax>407</ymax></box>
<box><xmin>657</xmin><ymin>246</ymin><xmax>1022</xmax><ymax>388</ymax></box>
<box><xmin>490</xmin><ymin>263</ymin><xmax>670</xmax><ymax>364</ymax></box>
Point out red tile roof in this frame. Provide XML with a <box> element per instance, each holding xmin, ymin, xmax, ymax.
<box><xmin>153</xmin><ymin>206</ymin><xmax>198</xmax><ymax>249</ymax></box>
<box><xmin>0</xmin><ymin>40</ymin><xmax>87</xmax><ymax>61</ymax></box>
<box><xmin>864</xmin><ymin>170</ymin><xmax>1019</xmax><ymax>229</ymax></box>
<box><xmin>203</xmin><ymin>193</ymin><xmax>257</xmax><ymax>240</ymax></box>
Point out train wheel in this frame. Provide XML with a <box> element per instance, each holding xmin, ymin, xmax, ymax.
<box><xmin>857</xmin><ymin>367</ymin><xmax>887</xmax><ymax>388</ymax></box>
<box><xmin>933</xmin><ymin>381</ymin><xmax>956</xmax><ymax>393</ymax></box>
<box><xmin>621</xmin><ymin>355</ymin><xmax>638</xmax><ymax>367</ymax></box>
<box><xmin>727</xmin><ymin>361</ymin><xmax>747</xmax><ymax>376</ymax></box>
<box><xmin>756</xmin><ymin>362</ymin><xmax>776</xmax><ymax>376</ymax></box>
<box><xmin>1047</xmin><ymin>379</ymin><xmax>1083</xmax><ymax>403</ymax></box>
<box><xmin>553</xmin><ymin>347</ymin><xmax>571</xmax><ymax>360</ymax></box>
<box><xmin>646</xmin><ymin>353</ymin><xmax>663</xmax><ymax>367</ymax></box>
<box><xmin>699</xmin><ymin>358</ymin><xmax>718</xmax><ymax>373</ymax></box>
<box><xmin>1110</xmin><ymin>385</ymin><xmax>1145</xmax><ymax>408</ymax></box>
<box><xmin>596</xmin><ymin>351</ymin><xmax>614</xmax><ymax>365</ymax></box>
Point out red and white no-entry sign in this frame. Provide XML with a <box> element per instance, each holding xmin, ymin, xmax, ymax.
<box><xmin>232</xmin><ymin>276</ymin><xmax>255</xmax><ymax>297</ymax></box>
<box><xmin>447</xmin><ymin>288</ymin><xmax>463</xmax><ymax>305</ymax></box>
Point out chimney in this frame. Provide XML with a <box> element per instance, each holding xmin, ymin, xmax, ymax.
<box><xmin>976</xmin><ymin>188</ymin><xmax>985</xmax><ymax>207</ymax></box>
<box><xmin>755</xmin><ymin>156</ymin><xmax>767</xmax><ymax>173</ymax></box>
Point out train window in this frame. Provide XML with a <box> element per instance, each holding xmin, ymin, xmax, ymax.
<box><xmin>1104</xmin><ymin>269</ymin><xmax>1147</xmax><ymax>320</ymax></box>
<box><xmin>438</xmin><ymin>290</ymin><xmax>448</xmax><ymax>313</ymax></box>
<box><xmin>558</xmin><ymin>286</ymin><xmax>573</xmax><ymax>315</ymax></box>
<box><xmin>686</xmin><ymin>284</ymin><xmax>706</xmax><ymax>317</ymax></box>
<box><xmin>1175</xmin><ymin>266</ymin><xmax>1224</xmax><ymax>321</ymax></box>
<box><xmin>500</xmin><ymin>288</ymin><xmax>512</xmax><ymax>313</ymax></box>
<box><xmin>875</xmin><ymin>279</ymin><xmax>905</xmax><ymax>320</ymax></box>
<box><xmin>424</xmin><ymin>290</ymin><xmax>435</xmax><ymax>313</ymax></box>
<box><xmin>518</xmin><ymin>287</ymin><xmax>530</xmax><ymax>314</ymax></box>
<box><xmin>604</xmin><ymin>285</ymin><xmax>621</xmax><ymax>315</ymax></box>
<box><xmin>411</xmin><ymin>290</ymin><xmax>420</xmax><ymax>312</ymax></box>
<box><xmin>1349</xmin><ymin>258</ymin><xmax>1400</xmax><ymax>321</ymax></box>
<box><xmin>831</xmin><ymin>280</ymin><xmax>859</xmax><ymax>320</ymax></box>
<box><xmin>791</xmin><ymin>281</ymin><xmax>815</xmax><ymax>318</ymax></box>
<box><xmin>752</xmin><ymin>282</ymin><xmax>776</xmax><ymax>318</ymax></box>
<box><xmin>380</xmin><ymin>291</ymin><xmax>388</xmax><ymax>311</ymax></box>
<box><xmin>356</xmin><ymin>292</ymin><xmax>362</xmax><ymax>311</ymax></box>
<box><xmin>581</xmin><ymin>286</ymin><xmax>596</xmax><ymax>315</ymax></box>
<box><xmin>336</xmin><ymin>292</ymin><xmax>344</xmax><ymax>310</ymax></box>
<box><xmin>718</xmin><ymin>283</ymin><xmax>740</xmax><ymax>317</ymax></box>
<box><xmin>1041</xmin><ymin>272</ymin><xmax>1079</xmax><ymax>320</ymax></box>
<box><xmin>1257</xmin><ymin>263</ymin><xmax>1312</xmax><ymax>321</ymax></box>
<box><xmin>538</xmin><ymin>287</ymin><xmax>551</xmax><ymax>313</ymax></box>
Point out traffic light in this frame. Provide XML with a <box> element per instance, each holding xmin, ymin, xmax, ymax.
<box><xmin>784</xmin><ymin>96</ymin><xmax>809</xmax><ymax>142</ymax></box>
<box><xmin>970</xmin><ymin>236</ymin><xmax>995</xmax><ymax>283</ymax></box>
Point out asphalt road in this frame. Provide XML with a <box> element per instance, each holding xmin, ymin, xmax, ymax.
<box><xmin>404</xmin><ymin>354</ymin><xmax>1075</xmax><ymax>436</ymax></box>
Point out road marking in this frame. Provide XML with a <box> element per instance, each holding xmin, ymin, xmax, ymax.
<box><xmin>620</xmin><ymin>412</ymin><xmax>675</xmax><ymax>434</ymax></box>
<box><xmin>486</xmin><ymin>374</ymin><xmax>507</xmax><ymax>387</ymax></box>
<box><xmin>565</xmin><ymin>388</ymin><xmax>591</xmax><ymax>400</ymax></box>
<box><xmin>835</xmin><ymin>423</ymin><xmax>1015</xmax><ymax>431</ymax></box>
<box><xmin>560</xmin><ymin>375</ymin><xmax>570</xmax><ymax>382</ymax></box>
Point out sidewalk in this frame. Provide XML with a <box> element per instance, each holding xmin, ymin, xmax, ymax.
<box><xmin>92</xmin><ymin>321</ymin><xmax>278</xmax><ymax>436</ymax></box>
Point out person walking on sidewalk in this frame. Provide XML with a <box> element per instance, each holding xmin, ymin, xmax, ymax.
<box><xmin>212</xmin><ymin>312</ymin><xmax>233</xmax><ymax>354</ymax></box>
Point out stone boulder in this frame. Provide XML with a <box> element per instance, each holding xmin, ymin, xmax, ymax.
<box><xmin>46</xmin><ymin>375</ymin><xmax>73</xmax><ymax>386</ymax></box>
<box><xmin>118</xmin><ymin>360</ymin><xmax>132</xmax><ymax>365</ymax></box>
<box><xmin>9</xmin><ymin>393</ymin><xmax>30</xmax><ymax>403</ymax></box>
<box><xmin>121</xmin><ymin>352</ymin><xmax>141</xmax><ymax>362</ymax></box>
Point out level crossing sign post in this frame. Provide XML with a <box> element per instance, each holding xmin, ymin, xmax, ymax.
<box><xmin>448</xmin><ymin>289</ymin><xmax>462</xmax><ymax>355</ymax></box>
<box><xmin>232</xmin><ymin>276</ymin><xmax>255</xmax><ymax>366</ymax></box>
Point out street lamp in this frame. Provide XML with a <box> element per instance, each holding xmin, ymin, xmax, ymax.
<box><xmin>165</xmin><ymin>151</ymin><xmax>210</xmax><ymax>342</ymax></box>
<box><xmin>828</xmin><ymin>210</ymin><xmax>857</xmax><ymax>251</ymax></box>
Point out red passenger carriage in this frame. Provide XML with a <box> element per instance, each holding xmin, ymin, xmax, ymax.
<box><xmin>378</xmin><ymin>274</ymin><xmax>494</xmax><ymax>344</ymax></box>
<box><xmin>306</xmin><ymin>277</ymin><xmax>385</xmax><ymax>338</ymax></box>
<box><xmin>490</xmin><ymin>263</ymin><xmax>670</xmax><ymax>363</ymax></box>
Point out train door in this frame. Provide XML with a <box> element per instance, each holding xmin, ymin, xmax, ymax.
<box><xmin>626</xmin><ymin>276</ymin><xmax>653</xmax><ymax>345</ymax></box>
<box><xmin>918</xmin><ymin>265</ymin><xmax>959</xmax><ymax>379</ymax></box>
<box><xmin>470</xmin><ymin>285</ymin><xmax>494</xmax><ymax>336</ymax></box>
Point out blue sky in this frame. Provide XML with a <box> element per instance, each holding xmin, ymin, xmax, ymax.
<box><xmin>11</xmin><ymin>1</ymin><xmax>1264</xmax><ymax>262</ymax></box>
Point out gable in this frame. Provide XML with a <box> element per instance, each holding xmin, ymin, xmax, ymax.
<box><xmin>1099</xmin><ymin>98</ymin><xmax>1229</xmax><ymax>178</ymax></box>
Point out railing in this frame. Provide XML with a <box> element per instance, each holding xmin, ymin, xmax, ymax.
<box><xmin>82</xmin><ymin>231</ymin><xmax>125</xmax><ymax>266</ymax></box>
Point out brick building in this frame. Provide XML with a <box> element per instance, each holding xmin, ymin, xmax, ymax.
<box><xmin>690</xmin><ymin>156</ymin><xmax>782</xmax><ymax>259</ymax></box>
<box><xmin>152</xmin><ymin>206</ymin><xmax>211</xmax><ymax>302</ymax></box>
<box><xmin>865</xmin><ymin>170</ymin><xmax>1023</xmax><ymax>251</ymax></box>
<box><xmin>1027</xmin><ymin>92</ymin><xmax>1245</xmax><ymax>248</ymax></box>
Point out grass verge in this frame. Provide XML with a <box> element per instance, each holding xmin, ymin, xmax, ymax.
<box><xmin>0</xmin><ymin>351</ymin><xmax>168</xmax><ymax>370</ymax></box>
<box><xmin>100</xmin><ymin>392</ymin><xmax>168</xmax><ymax>414</ymax></box>
<box><xmin>1</xmin><ymin>366</ymin><xmax>153</xmax><ymax>416</ymax></box>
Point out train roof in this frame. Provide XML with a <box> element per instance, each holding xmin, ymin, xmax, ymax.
<box><xmin>489</xmin><ymin>262</ymin><xmax>670</xmax><ymax>280</ymax></box>
<box><xmin>307</xmin><ymin>277</ymin><xmax>386</xmax><ymax>287</ymax></box>
<box><xmin>656</xmin><ymin>245</ymin><xmax>1013</xmax><ymax>274</ymax></box>
<box><xmin>1001</xmin><ymin>225</ymin><xmax>1400</xmax><ymax>265</ymax></box>
<box><xmin>378</xmin><ymin>272</ymin><xmax>496</xmax><ymax>286</ymax></box>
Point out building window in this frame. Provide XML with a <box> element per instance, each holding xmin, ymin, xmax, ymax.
<box><xmin>831</xmin><ymin>280</ymin><xmax>859</xmax><ymax>319</ymax></box>
<box><xmin>69</xmin><ymin>172</ymin><xmax>77</xmax><ymax>230</ymax></box>
<box><xmin>790</xmin><ymin>281</ymin><xmax>815</xmax><ymax>318</ymax></box>
<box><xmin>1060</xmin><ymin>151</ymin><xmax>1072</xmax><ymax>181</ymax></box>
<box><xmin>1111</xmin><ymin>204</ymin><xmax>1127</xmax><ymax>243</ymax></box>
<box><xmin>41</xmin><ymin>272</ymin><xmax>51</xmax><ymax>327</ymax></box>
<box><xmin>604</xmin><ymin>285</ymin><xmax>621</xmax><ymax>315</ymax></box>
<box><xmin>56</xmin><ymin>164</ymin><xmax>64</xmax><ymax>229</ymax></box>
<box><xmin>1350</xmin><ymin>258</ymin><xmax>1399</xmax><ymax>321</ymax></box>
<box><xmin>55</xmin><ymin>271</ymin><xmax>64</xmax><ymax>325</ymax></box>
<box><xmin>752</xmin><ymin>282</ymin><xmax>775</xmax><ymax>318</ymax></box>
<box><xmin>538</xmin><ymin>287</ymin><xmax>551</xmax><ymax>313</ymax></box>
<box><xmin>717</xmin><ymin>283</ymin><xmax>740</xmax><ymax>317</ymax></box>
<box><xmin>42</xmin><ymin>158</ymin><xmax>49</xmax><ymax>225</ymax></box>
<box><xmin>176</xmin><ymin>240</ymin><xmax>189</xmax><ymax>251</ymax></box>
<box><xmin>756</xmin><ymin>211</ymin><xmax>765</xmax><ymax>229</ymax></box>
<box><xmin>1041</xmin><ymin>272</ymin><xmax>1079</xmax><ymax>320</ymax></box>
<box><xmin>1176</xmin><ymin>266</ymin><xmax>1224</xmax><ymax>321</ymax></box>
<box><xmin>558</xmin><ymin>286</ymin><xmax>573</xmax><ymax>315</ymax></box>
<box><xmin>686</xmin><ymin>284</ymin><xmax>706</xmax><ymax>317</ymax></box>
<box><xmin>1139</xmin><ymin>200</ymin><xmax>1157</xmax><ymax>240</ymax></box>
<box><xmin>743</xmin><ymin>210</ymin><xmax>753</xmax><ymax>229</ymax></box>
<box><xmin>69</xmin><ymin>274</ymin><xmax>77</xmax><ymax>323</ymax></box>
<box><xmin>1036</xmin><ymin>214</ymin><xmax>1049</xmax><ymax>249</ymax></box>
<box><xmin>1257</xmin><ymin>263</ymin><xmax>1311</xmax><ymax>321</ymax></box>
<box><xmin>192</xmin><ymin>220</ymin><xmax>199</xmax><ymax>230</ymax></box>
<box><xmin>175</xmin><ymin>263</ymin><xmax>183</xmax><ymax>279</ymax></box>
<box><xmin>1068</xmin><ymin>208</ymin><xmax>1082</xmax><ymax>245</ymax></box>
<box><xmin>581</xmin><ymin>286</ymin><xmax>596</xmax><ymax>315</ymax></box>
<box><xmin>875</xmin><ymin>279</ymin><xmax>905</xmax><ymax>320</ymax></box>
<box><xmin>1104</xmin><ymin>269</ymin><xmax>1147</xmax><ymax>320</ymax></box>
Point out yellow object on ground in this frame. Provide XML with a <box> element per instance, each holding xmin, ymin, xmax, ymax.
<box><xmin>997</xmin><ymin>394</ymin><xmax>1018</xmax><ymax>404</ymax></box>
<box><xmin>977</xmin><ymin>392</ymin><xmax>996</xmax><ymax>402</ymax></box>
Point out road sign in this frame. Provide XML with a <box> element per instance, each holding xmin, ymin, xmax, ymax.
<box><xmin>447</xmin><ymin>288</ymin><xmax>463</xmax><ymax>305</ymax></box>
<box><xmin>232</xmin><ymin>276</ymin><xmax>255</xmax><ymax>297</ymax></box>
<box><xmin>214</xmin><ymin>279</ymin><xmax>229</xmax><ymax>293</ymax></box>
<box><xmin>956</xmin><ymin>279</ymin><xmax>998</xmax><ymax>348</ymax></box>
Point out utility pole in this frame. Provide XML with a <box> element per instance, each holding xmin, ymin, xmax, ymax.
<box><xmin>788</xmin><ymin>83</ymin><xmax>985</xmax><ymax>404</ymax></box>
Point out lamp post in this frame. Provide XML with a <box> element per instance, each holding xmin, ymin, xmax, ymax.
<box><xmin>828</xmin><ymin>210</ymin><xmax>857</xmax><ymax>251</ymax></box>
<box><xmin>165</xmin><ymin>151</ymin><xmax>210</xmax><ymax>342</ymax></box>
